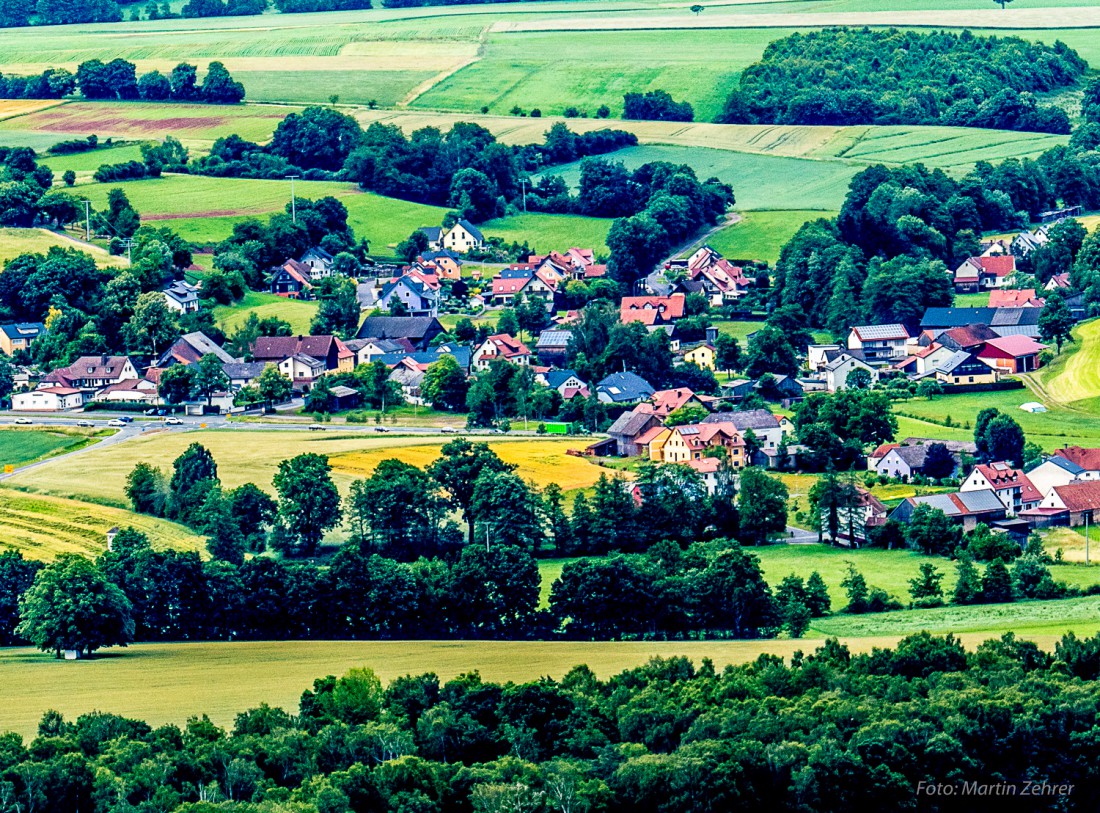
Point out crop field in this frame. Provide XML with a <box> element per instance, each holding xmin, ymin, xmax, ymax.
<box><xmin>479</xmin><ymin>212</ymin><xmax>613</xmax><ymax>254</ymax></box>
<box><xmin>0</xmin><ymin>99</ymin><xmax>65</xmax><ymax>121</ymax></box>
<box><xmin>0</xmin><ymin>486</ymin><xmax>203</xmax><ymax>561</ymax></box>
<box><xmin>9</xmin><ymin>431</ymin><xmax>609</xmax><ymax>507</ymax></box>
<box><xmin>1033</xmin><ymin>319</ymin><xmax>1100</xmax><ymax>409</ymax></box>
<box><xmin>706</xmin><ymin>210</ymin><xmax>834</xmax><ymax>264</ymax></box>
<box><xmin>214</xmin><ymin>291</ymin><xmax>318</xmax><ymax>336</ymax></box>
<box><xmin>40</xmin><ymin>142</ymin><xmax>146</xmax><ymax>174</ymax></box>
<box><xmin>0</xmin><ymin>228</ymin><xmax>125</xmax><ymax>268</ymax></box>
<box><xmin>0</xmin><ymin>427</ymin><xmax>103</xmax><ymax>468</ymax></box>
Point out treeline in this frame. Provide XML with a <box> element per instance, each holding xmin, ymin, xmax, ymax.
<box><xmin>77</xmin><ymin>58</ymin><xmax>244</xmax><ymax>103</ymax></box>
<box><xmin>8</xmin><ymin>633</ymin><xmax>1100</xmax><ymax>811</ymax></box>
<box><xmin>721</xmin><ymin>28</ymin><xmax>1086</xmax><ymax>133</ymax></box>
<box><xmin>772</xmin><ymin>140</ymin><xmax>1100</xmax><ymax>333</ymax></box>
<box><xmin>0</xmin><ymin>0</ymin><xmax>121</xmax><ymax>27</ymax></box>
<box><xmin>0</xmin><ymin>68</ymin><xmax>74</xmax><ymax>100</ymax></box>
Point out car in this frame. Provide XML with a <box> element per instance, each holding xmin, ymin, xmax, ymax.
<box><xmin>373</xmin><ymin>425</ymin><xmax>390</xmax><ymax>432</ymax></box>
<box><xmin>308</xmin><ymin>423</ymin><xmax>326</xmax><ymax>431</ymax></box>
<box><xmin>441</xmin><ymin>426</ymin><xmax>457</xmax><ymax>434</ymax></box>
<box><xmin>106</xmin><ymin>419</ymin><xmax>126</xmax><ymax>427</ymax></box>
<box><xmin>118</xmin><ymin>416</ymin><xmax>134</xmax><ymax>423</ymax></box>
<box><xmin>164</xmin><ymin>417</ymin><xmax>182</xmax><ymax>425</ymax></box>
<box><xmin>13</xmin><ymin>417</ymin><xmax>32</xmax><ymax>425</ymax></box>
<box><xmin>76</xmin><ymin>420</ymin><xmax>94</xmax><ymax>427</ymax></box>
<box><xmin>144</xmin><ymin>408</ymin><xmax>156</xmax><ymax>415</ymax></box>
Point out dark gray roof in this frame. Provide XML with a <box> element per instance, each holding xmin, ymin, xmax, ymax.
<box><xmin>456</xmin><ymin>219</ymin><xmax>484</xmax><ymax>241</ymax></box>
<box><xmin>597</xmin><ymin>372</ymin><xmax>655</xmax><ymax>403</ymax></box>
<box><xmin>546</xmin><ymin>370</ymin><xmax>582</xmax><ymax>389</ymax></box>
<box><xmin>356</xmin><ymin>316</ymin><xmax>443</xmax><ymax>341</ymax></box>
<box><xmin>376</xmin><ymin>346</ymin><xmax>472</xmax><ymax>370</ymax></box>
<box><xmin>921</xmin><ymin>308</ymin><xmax>997</xmax><ymax>329</ymax></box>
<box><xmin>0</xmin><ymin>322</ymin><xmax>45</xmax><ymax>340</ymax></box>
<box><xmin>902</xmin><ymin>437</ymin><xmax>977</xmax><ymax>453</ymax></box>
<box><xmin>702</xmin><ymin>408</ymin><xmax>779</xmax><ymax>431</ymax></box>
<box><xmin>537</xmin><ymin>329</ymin><xmax>573</xmax><ymax>348</ymax></box>
<box><xmin>419</xmin><ymin>226</ymin><xmax>442</xmax><ymax>241</ymax></box>
<box><xmin>222</xmin><ymin>361</ymin><xmax>267</xmax><ymax>380</ymax></box>
<box><xmin>608</xmin><ymin>408</ymin><xmax>658</xmax><ymax>438</ymax></box>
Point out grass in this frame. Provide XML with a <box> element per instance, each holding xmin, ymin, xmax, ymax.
<box><xmin>214</xmin><ymin>291</ymin><xmax>318</xmax><ymax>336</ymax></box>
<box><xmin>40</xmin><ymin>142</ymin><xmax>147</xmax><ymax>176</ymax></box>
<box><xmin>711</xmin><ymin>319</ymin><xmax>765</xmax><ymax>344</ymax></box>
<box><xmin>0</xmin><ymin>487</ymin><xmax>204</xmax><ymax>561</ymax></box>
<box><xmin>10</xmin><ymin>431</ymin><xmax>610</xmax><ymax>508</ymax></box>
<box><xmin>0</xmin><ymin>427</ymin><xmax>104</xmax><ymax>469</ymax></box>
<box><xmin>0</xmin><ymin>228</ymin><xmax>126</xmax><ymax>268</ymax></box>
<box><xmin>1032</xmin><ymin>318</ymin><xmax>1100</xmax><ymax>409</ymax></box>
<box><xmin>543</xmin><ymin>145</ymin><xmax>858</xmax><ymax>212</ymax></box>
<box><xmin>706</xmin><ymin>210</ymin><xmax>833</xmax><ymax>264</ymax></box>
<box><xmin>479</xmin><ymin>212</ymin><xmax>613</xmax><ymax>254</ymax></box>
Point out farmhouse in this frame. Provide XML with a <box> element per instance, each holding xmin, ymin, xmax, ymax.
<box><xmin>889</xmin><ymin>489</ymin><xmax>1007</xmax><ymax>531</ymax></box>
<box><xmin>704</xmin><ymin>409</ymin><xmax>786</xmax><ymax>453</ymax></box>
<box><xmin>934</xmin><ymin>350</ymin><xmax>1001</xmax><ymax>386</ymax></box>
<box><xmin>356</xmin><ymin>316</ymin><xmax>444</xmax><ymax>350</ymax></box>
<box><xmin>607</xmin><ymin>407</ymin><xmax>664</xmax><ymax>456</ymax></box>
<box><xmin>536</xmin><ymin>329</ymin><xmax>572</xmax><ymax>367</ymax></box>
<box><xmin>12</xmin><ymin>387</ymin><xmax>84</xmax><ymax>411</ymax></box>
<box><xmin>41</xmin><ymin>355</ymin><xmax>138</xmax><ymax>390</ymax></box>
<box><xmin>952</xmin><ymin>255</ymin><xmax>1017</xmax><ymax>292</ymax></box>
<box><xmin>222</xmin><ymin>361</ymin><xmax>269</xmax><ymax>391</ymax></box>
<box><xmin>162</xmin><ymin>281</ymin><xmax>201</xmax><ymax>314</ymax></box>
<box><xmin>157</xmin><ymin>332</ymin><xmax>236</xmax><ymax>368</ymax></box>
<box><xmin>251</xmin><ymin>335</ymin><xmax>353</xmax><ymax>376</ymax></box>
<box><xmin>658</xmin><ymin>422</ymin><xmax>746</xmax><ymax>467</ymax></box>
<box><xmin>472</xmin><ymin>334</ymin><xmax>531</xmax><ymax>370</ymax></box>
<box><xmin>0</xmin><ymin>323</ymin><xmax>46</xmax><ymax>356</ymax></box>
<box><xmin>620</xmin><ymin>294</ymin><xmax>686</xmax><ymax>327</ymax></box>
<box><xmin>873</xmin><ymin>439</ymin><xmax>971</xmax><ymax>480</ymax></box>
<box><xmin>1036</xmin><ymin>481</ymin><xmax>1100</xmax><ymax>527</ymax></box>
<box><xmin>847</xmin><ymin>324</ymin><xmax>909</xmax><ymax>363</ymax></box>
<box><xmin>960</xmin><ymin>462</ymin><xmax>1042</xmax><ymax>516</ymax></box>
<box><xmin>651</xmin><ymin>388</ymin><xmax>705</xmax><ymax>419</ymax></box>
<box><xmin>977</xmin><ymin>335</ymin><xmax>1047</xmax><ymax>373</ymax></box>
<box><xmin>683</xmin><ymin>343</ymin><xmax>716</xmax><ymax>370</ymax></box>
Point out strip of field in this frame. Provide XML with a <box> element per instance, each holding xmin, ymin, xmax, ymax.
<box><xmin>1031</xmin><ymin>319</ymin><xmax>1100</xmax><ymax>409</ymax></box>
<box><xmin>9</xmin><ymin>431</ymin><xmax>608</xmax><ymax>507</ymax></box>
<box><xmin>0</xmin><ymin>99</ymin><xmax>66</xmax><ymax>121</ymax></box>
<box><xmin>214</xmin><ymin>291</ymin><xmax>318</xmax><ymax>336</ymax></box>
<box><xmin>0</xmin><ymin>487</ymin><xmax>203</xmax><ymax>560</ymax></box>
<box><xmin>0</xmin><ymin>427</ymin><xmax>104</xmax><ymax>468</ymax></box>
<box><xmin>705</xmin><ymin>210</ymin><xmax>834</xmax><ymax>264</ymax></box>
<box><xmin>0</xmin><ymin>228</ymin><xmax>126</xmax><ymax>268</ymax></box>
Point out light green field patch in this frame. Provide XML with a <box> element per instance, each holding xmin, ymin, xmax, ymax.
<box><xmin>40</xmin><ymin>143</ymin><xmax>147</xmax><ymax>175</ymax></box>
<box><xmin>1033</xmin><ymin>318</ymin><xmax>1100</xmax><ymax>409</ymax></box>
<box><xmin>706</xmin><ymin>210</ymin><xmax>835</xmax><ymax>264</ymax></box>
<box><xmin>0</xmin><ymin>228</ymin><xmax>126</xmax><ymax>268</ymax></box>
<box><xmin>215</xmin><ymin>291</ymin><xmax>318</xmax><ymax>336</ymax></box>
<box><xmin>480</xmin><ymin>212</ymin><xmax>613</xmax><ymax>253</ymax></box>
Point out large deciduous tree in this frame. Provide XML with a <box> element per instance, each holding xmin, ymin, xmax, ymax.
<box><xmin>273</xmin><ymin>453</ymin><xmax>342</xmax><ymax>557</ymax></box>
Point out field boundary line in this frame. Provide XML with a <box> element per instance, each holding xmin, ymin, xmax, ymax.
<box><xmin>398</xmin><ymin>23</ymin><xmax>490</xmax><ymax>108</ymax></box>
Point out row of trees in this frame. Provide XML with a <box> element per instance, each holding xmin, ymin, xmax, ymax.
<box><xmin>721</xmin><ymin>28</ymin><xmax>1085</xmax><ymax>133</ymax></box>
<box><xmin>75</xmin><ymin>58</ymin><xmax>244</xmax><ymax>104</ymax></box>
<box><xmin>6</xmin><ymin>631</ymin><xmax>1100</xmax><ymax>810</ymax></box>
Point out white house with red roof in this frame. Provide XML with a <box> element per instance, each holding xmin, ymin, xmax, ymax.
<box><xmin>953</xmin><ymin>255</ymin><xmax>1017</xmax><ymax>292</ymax></box>
<box><xmin>472</xmin><ymin>334</ymin><xmax>531</xmax><ymax>370</ymax></box>
<box><xmin>650</xmin><ymin>388</ymin><xmax>705</xmax><ymax>419</ymax></box>
<box><xmin>960</xmin><ymin>461</ymin><xmax>1042</xmax><ymax>516</ymax></box>
<box><xmin>620</xmin><ymin>293</ymin><xmax>686</xmax><ymax>326</ymax></box>
<box><xmin>12</xmin><ymin>386</ymin><xmax>86</xmax><ymax>411</ymax></box>
<box><xmin>989</xmin><ymin>289</ymin><xmax>1044</xmax><ymax>308</ymax></box>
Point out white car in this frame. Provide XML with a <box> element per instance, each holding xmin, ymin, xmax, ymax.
<box><xmin>164</xmin><ymin>417</ymin><xmax>182</xmax><ymax>425</ymax></box>
<box><xmin>308</xmin><ymin>423</ymin><xmax>326</xmax><ymax>431</ymax></box>
<box><xmin>13</xmin><ymin>417</ymin><xmax>32</xmax><ymax>425</ymax></box>
<box><xmin>441</xmin><ymin>426</ymin><xmax>458</xmax><ymax>434</ymax></box>
<box><xmin>373</xmin><ymin>425</ymin><xmax>390</xmax><ymax>432</ymax></box>
<box><xmin>76</xmin><ymin>420</ymin><xmax>94</xmax><ymax>427</ymax></box>
<box><xmin>106</xmin><ymin>419</ymin><xmax>126</xmax><ymax>427</ymax></box>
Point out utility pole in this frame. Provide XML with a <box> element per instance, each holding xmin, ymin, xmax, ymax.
<box><xmin>84</xmin><ymin>200</ymin><xmax>91</xmax><ymax>241</ymax></box>
<box><xmin>122</xmin><ymin>237</ymin><xmax>135</xmax><ymax>266</ymax></box>
<box><xmin>287</xmin><ymin>175</ymin><xmax>300</xmax><ymax>224</ymax></box>
<box><xmin>1087</xmin><ymin>512</ymin><xmax>1091</xmax><ymax>565</ymax></box>
<box><xmin>521</xmin><ymin>178</ymin><xmax>527</xmax><ymax>213</ymax></box>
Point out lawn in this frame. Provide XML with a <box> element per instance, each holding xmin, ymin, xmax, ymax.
<box><xmin>706</xmin><ymin>210</ymin><xmax>833</xmax><ymax>264</ymax></box>
<box><xmin>542</xmin><ymin>145</ymin><xmax>858</xmax><ymax>212</ymax></box>
<box><xmin>0</xmin><ymin>427</ymin><xmax>104</xmax><ymax>468</ymax></box>
<box><xmin>1033</xmin><ymin>318</ymin><xmax>1100</xmax><ymax>409</ymax></box>
<box><xmin>10</xmin><ymin>431</ymin><xmax>610</xmax><ymax>508</ymax></box>
<box><xmin>0</xmin><ymin>487</ymin><xmax>204</xmax><ymax>561</ymax></box>
<box><xmin>214</xmin><ymin>291</ymin><xmax>318</xmax><ymax>336</ymax></box>
<box><xmin>40</xmin><ymin>142</ymin><xmax>147</xmax><ymax>176</ymax></box>
<box><xmin>479</xmin><ymin>212</ymin><xmax>613</xmax><ymax>254</ymax></box>
<box><xmin>0</xmin><ymin>228</ymin><xmax>125</xmax><ymax>268</ymax></box>
<box><xmin>711</xmin><ymin>319</ymin><xmax>765</xmax><ymax>344</ymax></box>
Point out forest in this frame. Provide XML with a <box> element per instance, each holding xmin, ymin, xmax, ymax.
<box><xmin>3</xmin><ymin>633</ymin><xmax>1100</xmax><ymax>812</ymax></box>
<box><xmin>720</xmin><ymin>28</ymin><xmax>1086</xmax><ymax>133</ymax></box>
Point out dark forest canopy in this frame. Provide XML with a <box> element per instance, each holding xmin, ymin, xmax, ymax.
<box><xmin>6</xmin><ymin>632</ymin><xmax>1100</xmax><ymax>811</ymax></box>
<box><xmin>720</xmin><ymin>28</ymin><xmax>1086</xmax><ymax>133</ymax></box>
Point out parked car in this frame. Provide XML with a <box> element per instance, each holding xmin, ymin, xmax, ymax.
<box><xmin>13</xmin><ymin>417</ymin><xmax>32</xmax><ymax>425</ymax></box>
<box><xmin>373</xmin><ymin>425</ymin><xmax>390</xmax><ymax>432</ymax></box>
<box><xmin>118</xmin><ymin>416</ymin><xmax>133</xmax><ymax>423</ymax></box>
<box><xmin>164</xmin><ymin>417</ymin><xmax>182</xmax><ymax>425</ymax></box>
<box><xmin>441</xmin><ymin>426</ymin><xmax>457</xmax><ymax>434</ymax></box>
<box><xmin>107</xmin><ymin>419</ymin><xmax>126</xmax><ymax>427</ymax></box>
<box><xmin>308</xmin><ymin>423</ymin><xmax>326</xmax><ymax>431</ymax></box>
<box><xmin>76</xmin><ymin>420</ymin><xmax>94</xmax><ymax>427</ymax></box>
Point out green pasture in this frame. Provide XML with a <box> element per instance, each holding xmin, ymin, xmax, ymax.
<box><xmin>0</xmin><ymin>228</ymin><xmax>125</xmax><ymax>268</ymax></box>
<box><xmin>39</xmin><ymin>143</ymin><xmax>146</xmax><ymax>173</ymax></box>
<box><xmin>706</xmin><ymin>210</ymin><xmax>833</xmax><ymax>264</ymax></box>
<box><xmin>0</xmin><ymin>428</ymin><xmax>103</xmax><ymax>469</ymax></box>
<box><xmin>479</xmin><ymin>212</ymin><xmax>613</xmax><ymax>253</ymax></box>
<box><xmin>1032</xmin><ymin>318</ymin><xmax>1100</xmax><ymax>409</ymax></box>
<box><xmin>214</xmin><ymin>290</ymin><xmax>318</xmax><ymax>335</ymax></box>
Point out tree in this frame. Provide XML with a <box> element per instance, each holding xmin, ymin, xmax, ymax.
<box><xmin>310</xmin><ymin>276</ymin><xmax>360</xmax><ymax>338</ymax></box>
<box><xmin>0</xmin><ymin>551</ymin><xmax>40</xmax><ymax>646</ymax></box>
<box><xmin>201</xmin><ymin>60</ymin><xmax>245</xmax><ymax>104</ymax></box>
<box><xmin>908</xmin><ymin>562</ymin><xmax>944</xmax><ymax>607</ymax></box>
<box><xmin>17</xmin><ymin>555</ymin><xmax>134</xmax><ymax>658</ymax></box>
<box><xmin>993</xmin><ymin>0</ymin><xmax>1012</xmax><ymax>8</ymax></box>
<box><xmin>744</xmin><ymin>325</ymin><xmax>798</xmax><ymax>378</ymax></box>
<box><xmin>167</xmin><ymin>442</ymin><xmax>219</xmax><ymax>526</ymax></box>
<box><xmin>840</xmin><ymin>563</ymin><xmax>869</xmax><ymax>613</ymax></box>
<box><xmin>346</xmin><ymin>459</ymin><xmax>451</xmax><ymax>559</ymax></box>
<box><xmin>230</xmin><ymin>482</ymin><xmax>277</xmax><ymax>552</ymax></box>
<box><xmin>497</xmin><ymin>308</ymin><xmax>520</xmax><ymax>337</ymax></box>
<box><xmin>428</xmin><ymin>439</ymin><xmax>514</xmax><ymax>545</ymax></box>
<box><xmin>396</xmin><ymin>230</ymin><xmax>429</xmax><ymax>263</ymax></box>
<box><xmin>916</xmin><ymin>378</ymin><xmax>942</xmax><ymax>400</ymax></box>
<box><xmin>157</xmin><ymin>364</ymin><xmax>193</xmax><ymax>405</ymax></box>
<box><xmin>665</xmin><ymin>404</ymin><xmax>708</xmax><ymax>427</ymax></box>
<box><xmin>193</xmin><ymin>353</ymin><xmax>228</xmax><ymax>406</ymax></box>
<box><xmin>273</xmin><ymin>453</ymin><xmax>342</xmax><ymax>557</ymax></box>
<box><xmin>1038</xmin><ymin>290</ymin><xmax>1074</xmax><ymax>352</ymax></box>
<box><xmin>981</xmin><ymin>558</ymin><xmax>1015</xmax><ymax>603</ymax></box>
<box><xmin>256</xmin><ymin>364</ymin><xmax>293</xmax><ymax>408</ymax></box>
<box><xmin>123</xmin><ymin>291</ymin><xmax>177</xmax><ymax>356</ymax></box>
<box><xmin>953</xmin><ymin>551</ymin><xmax>982</xmax><ymax>605</ymax></box>
<box><xmin>714</xmin><ymin>334</ymin><xmax>741</xmax><ymax>377</ymax></box>
<box><xmin>983</xmin><ymin>413</ymin><xmax>1026</xmax><ymax>467</ymax></box>
<box><xmin>690</xmin><ymin>3</ymin><xmax>703</xmax><ymax>13</ymax></box>
<box><xmin>922</xmin><ymin>442</ymin><xmax>955</xmax><ymax>480</ymax></box>
<box><xmin>905</xmin><ymin>504</ymin><xmax>959</xmax><ymax>556</ymax></box>
<box><xmin>805</xmin><ymin>571</ymin><xmax>831</xmax><ymax>616</ymax></box>
<box><xmin>421</xmin><ymin>354</ymin><xmax>469</xmax><ymax>412</ymax></box>
<box><xmin>269</xmin><ymin>106</ymin><xmax>363</xmax><ymax>171</ymax></box>
<box><xmin>736</xmin><ymin>467</ymin><xmax>788</xmax><ymax>546</ymax></box>
<box><xmin>470</xmin><ymin>471</ymin><xmax>544</xmax><ymax>552</ymax></box>
<box><xmin>125</xmin><ymin>462</ymin><xmax>165</xmax><ymax>516</ymax></box>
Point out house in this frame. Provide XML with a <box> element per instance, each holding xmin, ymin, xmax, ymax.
<box><xmin>472</xmin><ymin>334</ymin><xmax>531</xmax><ymax>370</ymax></box>
<box><xmin>270</xmin><ymin>259</ymin><xmax>313</xmax><ymax>298</ymax></box>
<box><xmin>379</xmin><ymin>276</ymin><xmax>439</xmax><ymax>317</ymax></box>
<box><xmin>753</xmin><ymin>374</ymin><xmax>805</xmax><ymax>405</ymax></box>
<box><xmin>596</xmin><ymin>372</ymin><xmax>655</xmax><ymax>404</ymax></box>
<box><xmin>375</xmin><ymin>346</ymin><xmax>473</xmax><ymax>377</ymax></box>
<box><xmin>95</xmin><ymin>378</ymin><xmax>160</xmax><ymax>405</ymax></box>
<box><xmin>889</xmin><ymin>490</ymin><xmax>1007</xmax><ymax>531</ymax></box>
<box><xmin>163</xmin><ymin>281</ymin><xmax>201</xmax><ymax>314</ymax></box>
<box><xmin>41</xmin><ymin>355</ymin><xmax>138</xmax><ymax>390</ymax></box>
<box><xmin>823</xmin><ymin>352</ymin><xmax>877</xmax><ymax>392</ymax></box>
<box><xmin>388</xmin><ymin>359</ymin><xmax>427</xmax><ymax>403</ymax></box>
<box><xmin>960</xmin><ymin>462</ymin><xmax>1042</xmax><ymax>516</ymax></box>
<box><xmin>252</xmin><ymin>335</ymin><xmax>353</xmax><ymax>374</ymax></box>
<box><xmin>620</xmin><ymin>294</ymin><xmax>686</xmax><ymax>327</ymax></box>
<box><xmin>807</xmin><ymin>344</ymin><xmax>842</xmax><ymax>373</ymax></box>
<box><xmin>0</xmin><ymin>323</ymin><xmax>46</xmax><ymax>356</ymax></box>
<box><xmin>824</xmin><ymin>487</ymin><xmax>888</xmax><ymax>545</ymax></box>
<box><xmin>157</xmin><ymin>332</ymin><xmax>236</xmax><ymax>368</ymax></box>
<box><xmin>536</xmin><ymin>329</ymin><xmax>572</xmax><ymax>367</ymax></box>
<box><xmin>921</xmin><ymin>307</ymin><xmax>1043</xmax><ymax>339</ymax></box>
<box><xmin>12</xmin><ymin>386</ymin><xmax>85</xmax><ymax>411</ymax></box>
<box><xmin>659</xmin><ymin>422</ymin><xmax>746</xmax><ymax>468</ymax></box>
<box><xmin>977</xmin><ymin>335</ymin><xmax>1047</xmax><ymax>374</ymax></box>
<box><xmin>1012</xmin><ymin>228</ymin><xmax>1050</xmax><ymax>257</ymax></box>
<box><xmin>355</xmin><ymin>316</ymin><xmax>445</xmax><ymax>350</ymax></box>
<box><xmin>300</xmin><ymin>247</ymin><xmax>334</xmax><ymax>279</ymax></box>
<box><xmin>490</xmin><ymin>272</ymin><xmax>557</xmax><ymax>310</ymax></box>
<box><xmin>330</xmin><ymin>384</ymin><xmax>361</xmax><ymax>411</ymax></box>
<box><xmin>684</xmin><ymin>456</ymin><xmax>725</xmax><ymax>496</ymax></box>
<box><xmin>704</xmin><ymin>409</ymin><xmax>786</xmax><ymax>455</ymax></box>
<box><xmin>989</xmin><ymin>289</ymin><xmax>1044</xmax><ymax>308</ymax></box>
<box><xmin>1037</xmin><ymin>481</ymin><xmax>1100</xmax><ymax>527</ymax></box>
<box><xmin>720</xmin><ymin>379</ymin><xmax>756</xmax><ymax>401</ymax></box>
<box><xmin>1048</xmin><ymin>447</ymin><xmax>1100</xmax><ymax>480</ymax></box>
<box><xmin>934</xmin><ymin>350</ymin><xmax>1002</xmax><ymax>386</ymax></box>
<box><xmin>420</xmin><ymin>251</ymin><xmax>463</xmax><ymax>279</ymax></box>
<box><xmin>344</xmin><ymin>338</ymin><xmax>408</xmax><ymax>366</ymax></box>
<box><xmin>651</xmin><ymin>388</ymin><xmax>705</xmax><ymax>419</ymax></box>
<box><xmin>419</xmin><ymin>226</ymin><xmax>443</xmax><ymax>251</ymax></box>
<box><xmin>638</xmin><ymin>425</ymin><xmax>672</xmax><ymax>459</ymax></box>
<box><xmin>932</xmin><ymin>323</ymin><xmax>999</xmax><ymax>352</ymax></box>
<box><xmin>683</xmin><ymin>344</ymin><xmax>716</xmax><ymax>371</ymax></box>
<box><xmin>847</xmin><ymin>324</ymin><xmax>909</xmax><ymax>363</ymax></box>
<box><xmin>443</xmin><ymin>220</ymin><xmax>484</xmax><ymax>253</ymax></box>
<box><xmin>222</xmin><ymin>361</ymin><xmax>269</xmax><ymax>390</ymax></box>
<box><xmin>541</xmin><ymin>370</ymin><xmax>588</xmax><ymax>400</ymax></box>
<box><xmin>907</xmin><ymin>343</ymin><xmax>957</xmax><ymax>376</ymax></box>
<box><xmin>1044</xmin><ymin>273</ymin><xmax>1071</xmax><ymax>291</ymax></box>
<box><xmin>607</xmin><ymin>408</ymin><xmax>664</xmax><ymax>456</ymax></box>
<box><xmin>277</xmin><ymin>353</ymin><xmax>326</xmax><ymax>390</ymax></box>
<box><xmin>953</xmin><ymin>255</ymin><xmax>1017</xmax><ymax>291</ymax></box>
<box><xmin>875</xmin><ymin>442</ymin><xmax>961</xmax><ymax>480</ymax></box>
<box><xmin>1027</xmin><ymin>455</ymin><xmax>1085</xmax><ymax>498</ymax></box>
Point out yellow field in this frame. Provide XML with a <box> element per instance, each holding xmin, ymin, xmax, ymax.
<box><xmin>1032</xmin><ymin>319</ymin><xmax>1100</xmax><ymax>407</ymax></box>
<box><xmin>10</xmin><ymin>431</ymin><xmax>606</xmax><ymax>506</ymax></box>
<box><xmin>0</xmin><ymin>99</ymin><xmax>64</xmax><ymax>121</ymax></box>
<box><xmin>0</xmin><ymin>631</ymin><xmax>1074</xmax><ymax>738</ymax></box>
<box><xmin>0</xmin><ymin>228</ymin><xmax>126</xmax><ymax>268</ymax></box>
<box><xmin>0</xmin><ymin>487</ymin><xmax>203</xmax><ymax>560</ymax></box>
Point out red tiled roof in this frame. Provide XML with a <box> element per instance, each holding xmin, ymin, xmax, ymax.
<box><xmin>989</xmin><ymin>289</ymin><xmax>1043</xmax><ymax>308</ymax></box>
<box><xmin>620</xmin><ymin>294</ymin><xmax>686</xmax><ymax>324</ymax></box>
<box><xmin>970</xmin><ymin>463</ymin><xmax>1041</xmax><ymax>502</ymax></box>
<box><xmin>979</xmin><ymin>335</ymin><xmax>1047</xmax><ymax>358</ymax></box>
<box><xmin>650</xmin><ymin>388</ymin><xmax>698</xmax><ymax>418</ymax></box>
<box><xmin>976</xmin><ymin>255</ymin><xmax>1017</xmax><ymax>277</ymax></box>
<box><xmin>1055</xmin><ymin>446</ymin><xmax>1100</xmax><ymax>472</ymax></box>
<box><xmin>1051</xmin><ymin>480</ymin><xmax>1100</xmax><ymax>512</ymax></box>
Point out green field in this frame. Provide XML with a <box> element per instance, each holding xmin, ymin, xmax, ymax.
<box><xmin>1032</xmin><ymin>318</ymin><xmax>1100</xmax><ymax>409</ymax></box>
<box><xmin>707</xmin><ymin>210</ymin><xmax>834</xmax><ymax>264</ymax></box>
<box><xmin>40</xmin><ymin>142</ymin><xmax>146</xmax><ymax>174</ymax></box>
<box><xmin>0</xmin><ymin>427</ymin><xmax>104</xmax><ymax>468</ymax></box>
<box><xmin>479</xmin><ymin>211</ymin><xmax>613</xmax><ymax>253</ymax></box>
<box><xmin>214</xmin><ymin>290</ymin><xmax>318</xmax><ymax>335</ymax></box>
<box><xmin>0</xmin><ymin>228</ymin><xmax>125</xmax><ymax>268</ymax></box>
